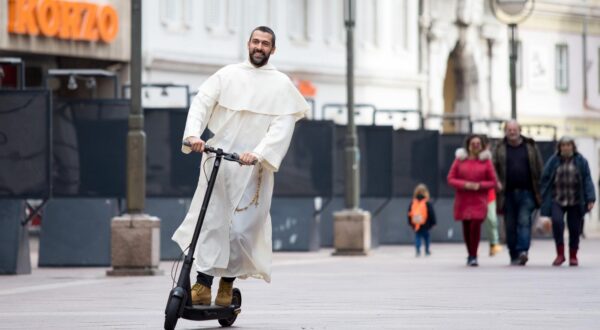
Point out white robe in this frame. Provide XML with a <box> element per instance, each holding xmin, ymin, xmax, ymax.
<box><xmin>172</xmin><ymin>61</ymin><xmax>308</xmax><ymax>282</ymax></box>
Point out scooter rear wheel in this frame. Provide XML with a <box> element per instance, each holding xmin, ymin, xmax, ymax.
<box><xmin>164</xmin><ymin>295</ymin><xmax>183</xmax><ymax>330</ymax></box>
<box><xmin>218</xmin><ymin>288</ymin><xmax>242</xmax><ymax>327</ymax></box>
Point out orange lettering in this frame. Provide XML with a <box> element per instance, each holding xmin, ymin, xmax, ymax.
<box><xmin>59</xmin><ymin>1</ymin><xmax>84</xmax><ymax>40</ymax></box>
<box><xmin>11</xmin><ymin>0</ymin><xmax>39</xmax><ymax>35</ymax></box>
<box><xmin>36</xmin><ymin>0</ymin><xmax>61</xmax><ymax>37</ymax></box>
<box><xmin>7</xmin><ymin>0</ymin><xmax>119</xmax><ymax>44</ymax></box>
<box><xmin>7</xmin><ymin>0</ymin><xmax>17</xmax><ymax>33</ymax></box>
<box><xmin>80</xmin><ymin>3</ymin><xmax>99</xmax><ymax>41</ymax></box>
<box><xmin>98</xmin><ymin>5</ymin><xmax>118</xmax><ymax>43</ymax></box>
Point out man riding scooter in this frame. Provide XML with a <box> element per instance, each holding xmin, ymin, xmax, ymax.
<box><xmin>172</xmin><ymin>26</ymin><xmax>308</xmax><ymax>306</ymax></box>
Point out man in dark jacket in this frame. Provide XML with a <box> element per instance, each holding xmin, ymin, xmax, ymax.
<box><xmin>493</xmin><ymin>120</ymin><xmax>544</xmax><ymax>265</ymax></box>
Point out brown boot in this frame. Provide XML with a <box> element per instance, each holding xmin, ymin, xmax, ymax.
<box><xmin>191</xmin><ymin>283</ymin><xmax>211</xmax><ymax>305</ymax></box>
<box><xmin>569</xmin><ymin>248</ymin><xmax>578</xmax><ymax>267</ymax></box>
<box><xmin>489</xmin><ymin>244</ymin><xmax>502</xmax><ymax>257</ymax></box>
<box><xmin>215</xmin><ymin>279</ymin><xmax>234</xmax><ymax>307</ymax></box>
<box><xmin>552</xmin><ymin>244</ymin><xmax>565</xmax><ymax>266</ymax></box>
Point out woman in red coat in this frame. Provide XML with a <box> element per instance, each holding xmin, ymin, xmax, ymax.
<box><xmin>447</xmin><ymin>134</ymin><xmax>498</xmax><ymax>266</ymax></box>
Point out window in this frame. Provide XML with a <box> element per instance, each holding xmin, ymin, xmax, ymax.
<box><xmin>359</xmin><ymin>0</ymin><xmax>378</xmax><ymax>48</ymax></box>
<box><xmin>289</xmin><ymin>0</ymin><xmax>309</xmax><ymax>41</ymax></box>
<box><xmin>391</xmin><ymin>0</ymin><xmax>409</xmax><ymax>51</ymax></box>
<box><xmin>323</xmin><ymin>0</ymin><xmax>344</xmax><ymax>45</ymax></box>
<box><xmin>204</xmin><ymin>0</ymin><xmax>239</xmax><ymax>34</ymax></box>
<box><xmin>161</xmin><ymin>0</ymin><xmax>192</xmax><ymax>30</ymax></box>
<box><xmin>555</xmin><ymin>44</ymin><xmax>569</xmax><ymax>91</ymax></box>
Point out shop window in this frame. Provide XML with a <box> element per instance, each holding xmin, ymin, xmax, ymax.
<box><xmin>555</xmin><ymin>44</ymin><xmax>568</xmax><ymax>92</ymax></box>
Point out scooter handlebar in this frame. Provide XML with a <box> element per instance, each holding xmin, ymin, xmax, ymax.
<box><xmin>182</xmin><ymin>141</ymin><xmax>256</xmax><ymax>165</ymax></box>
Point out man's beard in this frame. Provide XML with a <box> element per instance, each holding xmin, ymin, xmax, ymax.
<box><xmin>560</xmin><ymin>150</ymin><xmax>574</xmax><ymax>158</ymax></box>
<box><xmin>249</xmin><ymin>49</ymin><xmax>270</xmax><ymax>67</ymax></box>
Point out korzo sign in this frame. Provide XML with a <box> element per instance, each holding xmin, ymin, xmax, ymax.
<box><xmin>8</xmin><ymin>0</ymin><xmax>119</xmax><ymax>43</ymax></box>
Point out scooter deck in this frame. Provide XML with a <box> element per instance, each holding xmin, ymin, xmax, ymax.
<box><xmin>182</xmin><ymin>304</ymin><xmax>241</xmax><ymax>321</ymax></box>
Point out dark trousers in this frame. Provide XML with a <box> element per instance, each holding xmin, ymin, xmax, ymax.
<box><xmin>504</xmin><ymin>190</ymin><xmax>536</xmax><ymax>260</ymax></box>
<box><xmin>196</xmin><ymin>272</ymin><xmax>235</xmax><ymax>287</ymax></box>
<box><xmin>462</xmin><ymin>220</ymin><xmax>483</xmax><ymax>257</ymax></box>
<box><xmin>551</xmin><ymin>202</ymin><xmax>584</xmax><ymax>250</ymax></box>
<box><xmin>415</xmin><ymin>230</ymin><xmax>431</xmax><ymax>254</ymax></box>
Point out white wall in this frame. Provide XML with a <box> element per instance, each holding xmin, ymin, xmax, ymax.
<box><xmin>141</xmin><ymin>0</ymin><xmax>423</xmax><ymax>120</ymax></box>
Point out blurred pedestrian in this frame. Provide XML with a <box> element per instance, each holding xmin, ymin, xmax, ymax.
<box><xmin>481</xmin><ymin>135</ymin><xmax>503</xmax><ymax>256</ymax></box>
<box><xmin>492</xmin><ymin>120</ymin><xmax>544</xmax><ymax>266</ymax></box>
<box><xmin>448</xmin><ymin>134</ymin><xmax>497</xmax><ymax>266</ymax></box>
<box><xmin>407</xmin><ymin>184</ymin><xmax>436</xmax><ymax>257</ymax></box>
<box><xmin>540</xmin><ymin>136</ymin><xmax>596</xmax><ymax>266</ymax></box>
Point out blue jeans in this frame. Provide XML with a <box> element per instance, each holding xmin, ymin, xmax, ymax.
<box><xmin>415</xmin><ymin>230</ymin><xmax>430</xmax><ymax>254</ymax></box>
<box><xmin>504</xmin><ymin>190</ymin><xmax>536</xmax><ymax>260</ymax></box>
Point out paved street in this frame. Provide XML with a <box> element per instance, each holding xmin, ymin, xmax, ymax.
<box><xmin>1</xmin><ymin>238</ymin><xmax>600</xmax><ymax>329</ymax></box>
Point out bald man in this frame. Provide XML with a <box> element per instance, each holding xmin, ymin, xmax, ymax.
<box><xmin>492</xmin><ymin>120</ymin><xmax>544</xmax><ymax>266</ymax></box>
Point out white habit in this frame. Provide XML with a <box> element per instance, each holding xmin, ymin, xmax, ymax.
<box><xmin>172</xmin><ymin>61</ymin><xmax>308</xmax><ymax>282</ymax></box>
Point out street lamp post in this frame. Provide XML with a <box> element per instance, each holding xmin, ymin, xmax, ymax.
<box><xmin>490</xmin><ymin>0</ymin><xmax>535</xmax><ymax>120</ymax></box>
<box><xmin>107</xmin><ymin>0</ymin><xmax>162</xmax><ymax>276</ymax></box>
<box><xmin>508</xmin><ymin>23</ymin><xmax>517</xmax><ymax>120</ymax></box>
<box><xmin>332</xmin><ymin>0</ymin><xmax>371</xmax><ymax>256</ymax></box>
<box><xmin>344</xmin><ymin>0</ymin><xmax>359</xmax><ymax>209</ymax></box>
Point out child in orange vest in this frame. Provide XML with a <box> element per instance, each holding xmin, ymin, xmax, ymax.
<box><xmin>407</xmin><ymin>184</ymin><xmax>437</xmax><ymax>256</ymax></box>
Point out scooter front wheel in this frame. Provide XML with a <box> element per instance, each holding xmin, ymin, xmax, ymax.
<box><xmin>164</xmin><ymin>295</ymin><xmax>183</xmax><ymax>330</ymax></box>
<box><xmin>218</xmin><ymin>288</ymin><xmax>242</xmax><ymax>327</ymax></box>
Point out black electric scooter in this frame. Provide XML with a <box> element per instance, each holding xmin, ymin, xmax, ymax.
<box><xmin>164</xmin><ymin>144</ymin><xmax>251</xmax><ymax>330</ymax></box>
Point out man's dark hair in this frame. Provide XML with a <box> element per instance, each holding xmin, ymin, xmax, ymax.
<box><xmin>249</xmin><ymin>26</ymin><xmax>276</xmax><ymax>48</ymax></box>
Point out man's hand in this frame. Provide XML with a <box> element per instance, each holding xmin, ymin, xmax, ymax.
<box><xmin>588</xmin><ymin>202</ymin><xmax>595</xmax><ymax>212</ymax></box>
<box><xmin>239</xmin><ymin>152</ymin><xmax>258</xmax><ymax>166</ymax></box>
<box><xmin>186</xmin><ymin>137</ymin><xmax>205</xmax><ymax>153</ymax></box>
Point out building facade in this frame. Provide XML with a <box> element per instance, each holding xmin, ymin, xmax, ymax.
<box><xmin>141</xmin><ymin>0</ymin><xmax>424</xmax><ymax>123</ymax></box>
<box><xmin>0</xmin><ymin>0</ymin><xmax>131</xmax><ymax>96</ymax></box>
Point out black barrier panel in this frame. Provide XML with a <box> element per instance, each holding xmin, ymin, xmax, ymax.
<box><xmin>537</xmin><ymin>141</ymin><xmax>556</xmax><ymax>163</ymax></box>
<box><xmin>360</xmin><ymin>126</ymin><xmax>393</xmax><ymax>197</ymax></box>
<box><xmin>333</xmin><ymin>125</ymin><xmax>393</xmax><ymax>197</ymax></box>
<box><xmin>437</xmin><ymin>133</ymin><xmax>468</xmax><ymax>198</ymax></box>
<box><xmin>53</xmin><ymin>100</ymin><xmax>129</xmax><ymax>197</ymax></box>
<box><xmin>0</xmin><ymin>90</ymin><xmax>51</xmax><ymax>199</ymax></box>
<box><xmin>148</xmin><ymin>109</ymin><xmax>202</xmax><ymax>197</ymax></box>
<box><xmin>274</xmin><ymin>120</ymin><xmax>334</xmax><ymax>197</ymax></box>
<box><xmin>392</xmin><ymin>130</ymin><xmax>439</xmax><ymax>197</ymax></box>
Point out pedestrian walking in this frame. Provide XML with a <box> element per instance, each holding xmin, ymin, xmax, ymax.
<box><xmin>540</xmin><ymin>136</ymin><xmax>596</xmax><ymax>266</ymax></box>
<box><xmin>407</xmin><ymin>184</ymin><xmax>437</xmax><ymax>257</ymax></box>
<box><xmin>492</xmin><ymin>120</ymin><xmax>544</xmax><ymax>265</ymax></box>
<box><xmin>448</xmin><ymin>134</ymin><xmax>498</xmax><ymax>266</ymax></box>
<box><xmin>481</xmin><ymin>136</ymin><xmax>503</xmax><ymax>256</ymax></box>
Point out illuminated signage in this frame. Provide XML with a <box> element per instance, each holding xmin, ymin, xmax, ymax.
<box><xmin>8</xmin><ymin>0</ymin><xmax>119</xmax><ymax>43</ymax></box>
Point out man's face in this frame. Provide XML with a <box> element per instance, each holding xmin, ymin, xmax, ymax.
<box><xmin>560</xmin><ymin>142</ymin><xmax>574</xmax><ymax>156</ymax></box>
<box><xmin>505</xmin><ymin>122</ymin><xmax>521</xmax><ymax>142</ymax></box>
<box><xmin>248</xmin><ymin>30</ymin><xmax>275</xmax><ymax>67</ymax></box>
